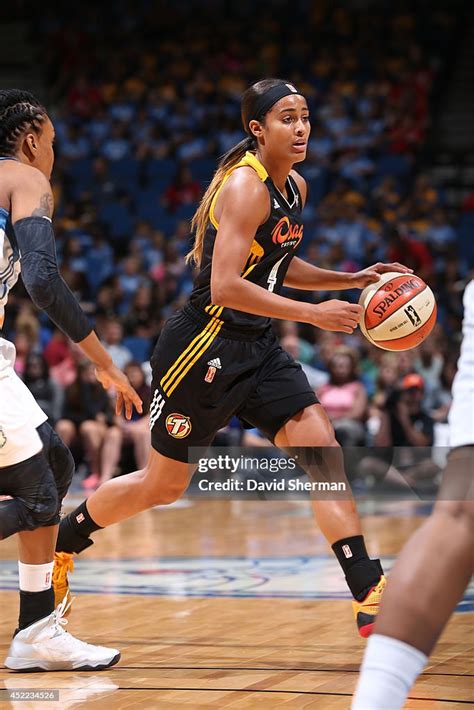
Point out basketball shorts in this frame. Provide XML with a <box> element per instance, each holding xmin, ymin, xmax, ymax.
<box><xmin>149</xmin><ymin>304</ymin><xmax>318</xmax><ymax>462</ymax></box>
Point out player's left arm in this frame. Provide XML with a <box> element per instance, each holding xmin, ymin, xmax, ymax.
<box><xmin>283</xmin><ymin>171</ymin><xmax>412</xmax><ymax>291</ymax></box>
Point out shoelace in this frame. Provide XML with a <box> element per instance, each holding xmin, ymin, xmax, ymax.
<box><xmin>51</xmin><ymin>591</ymin><xmax>75</xmax><ymax>637</ymax></box>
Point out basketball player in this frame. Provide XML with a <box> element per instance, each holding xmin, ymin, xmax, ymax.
<box><xmin>54</xmin><ymin>79</ymin><xmax>411</xmax><ymax>637</ymax></box>
<box><xmin>352</xmin><ymin>280</ymin><xmax>474</xmax><ymax>708</ymax></box>
<box><xmin>0</xmin><ymin>90</ymin><xmax>142</xmax><ymax>670</ymax></box>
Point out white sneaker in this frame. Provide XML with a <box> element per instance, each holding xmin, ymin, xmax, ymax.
<box><xmin>4</xmin><ymin>593</ymin><xmax>120</xmax><ymax>671</ymax></box>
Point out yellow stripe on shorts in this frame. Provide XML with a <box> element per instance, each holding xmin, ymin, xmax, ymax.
<box><xmin>166</xmin><ymin>318</ymin><xmax>223</xmax><ymax>397</ymax></box>
<box><xmin>160</xmin><ymin>316</ymin><xmax>223</xmax><ymax>395</ymax></box>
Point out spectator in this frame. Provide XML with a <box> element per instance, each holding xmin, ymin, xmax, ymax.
<box><xmin>97</xmin><ymin>361</ymin><xmax>151</xmax><ymax>486</ymax></box>
<box><xmin>317</xmin><ymin>348</ymin><xmax>368</xmax><ymax>446</ymax></box>
<box><xmin>56</xmin><ymin>362</ymin><xmax>121</xmax><ymax>490</ymax></box>
<box><xmin>101</xmin><ymin>318</ymin><xmax>133</xmax><ymax>370</ymax></box>
<box><xmin>23</xmin><ymin>353</ymin><xmax>64</xmax><ymax>424</ymax></box>
<box><xmin>162</xmin><ymin>165</ymin><xmax>201</xmax><ymax>213</ymax></box>
<box><xmin>375</xmin><ymin>374</ymin><xmax>434</xmax><ymax>448</ymax></box>
<box><xmin>280</xmin><ymin>335</ymin><xmax>329</xmax><ymax>390</ymax></box>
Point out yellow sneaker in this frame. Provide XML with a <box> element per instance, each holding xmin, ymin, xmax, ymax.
<box><xmin>352</xmin><ymin>575</ymin><xmax>386</xmax><ymax>638</ymax></box>
<box><xmin>52</xmin><ymin>552</ymin><xmax>74</xmax><ymax>614</ymax></box>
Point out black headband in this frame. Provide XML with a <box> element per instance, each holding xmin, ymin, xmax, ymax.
<box><xmin>248</xmin><ymin>82</ymin><xmax>305</xmax><ymax>130</ymax></box>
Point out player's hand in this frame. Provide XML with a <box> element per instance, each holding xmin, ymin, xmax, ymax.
<box><xmin>95</xmin><ymin>363</ymin><xmax>143</xmax><ymax>420</ymax></box>
<box><xmin>311</xmin><ymin>300</ymin><xmax>363</xmax><ymax>334</ymax></box>
<box><xmin>351</xmin><ymin>262</ymin><xmax>413</xmax><ymax>289</ymax></box>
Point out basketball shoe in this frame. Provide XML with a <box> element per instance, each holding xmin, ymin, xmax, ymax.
<box><xmin>352</xmin><ymin>575</ymin><xmax>386</xmax><ymax>638</ymax></box>
<box><xmin>52</xmin><ymin>551</ymin><xmax>74</xmax><ymax>612</ymax></box>
<box><xmin>5</xmin><ymin>593</ymin><xmax>120</xmax><ymax>671</ymax></box>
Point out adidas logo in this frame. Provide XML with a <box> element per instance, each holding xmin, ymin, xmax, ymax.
<box><xmin>273</xmin><ymin>198</ymin><xmax>280</xmax><ymax>209</ymax></box>
<box><xmin>207</xmin><ymin>358</ymin><xmax>222</xmax><ymax>369</ymax></box>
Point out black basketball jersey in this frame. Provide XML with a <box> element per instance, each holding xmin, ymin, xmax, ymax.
<box><xmin>189</xmin><ymin>151</ymin><xmax>304</xmax><ymax>333</ymax></box>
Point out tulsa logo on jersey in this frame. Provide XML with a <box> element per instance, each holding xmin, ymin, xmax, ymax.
<box><xmin>271</xmin><ymin>216</ymin><xmax>303</xmax><ymax>249</ymax></box>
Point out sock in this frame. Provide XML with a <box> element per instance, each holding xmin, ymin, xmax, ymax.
<box><xmin>18</xmin><ymin>561</ymin><xmax>54</xmax><ymax>592</ymax></box>
<box><xmin>56</xmin><ymin>500</ymin><xmax>102</xmax><ymax>554</ymax></box>
<box><xmin>332</xmin><ymin>535</ymin><xmax>383</xmax><ymax>600</ymax></box>
<box><xmin>16</xmin><ymin>561</ymin><xmax>56</xmax><ymax>633</ymax></box>
<box><xmin>351</xmin><ymin>634</ymin><xmax>427</xmax><ymax>710</ymax></box>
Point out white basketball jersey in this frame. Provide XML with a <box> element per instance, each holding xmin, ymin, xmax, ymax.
<box><xmin>0</xmin><ymin>205</ymin><xmax>21</xmax><ymax>327</ymax></box>
<box><xmin>449</xmin><ymin>280</ymin><xmax>474</xmax><ymax>448</ymax></box>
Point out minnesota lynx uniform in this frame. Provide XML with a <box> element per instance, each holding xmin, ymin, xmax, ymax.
<box><xmin>0</xmin><ymin>184</ymin><xmax>47</xmax><ymax>466</ymax></box>
<box><xmin>149</xmin><ymin>152</ymin><xmax>318</xmax><ymax>462</ymax></box>
<box><xmin>449</xmin><ymin>280</ymin><xmax>474</xmax><ymax>448</ymax></box>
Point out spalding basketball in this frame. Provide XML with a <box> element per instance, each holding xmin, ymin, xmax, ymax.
<box><xmin>359</xmin><ymin>272</ymin><xmax>437</xmax><ymax>351</ymax></box>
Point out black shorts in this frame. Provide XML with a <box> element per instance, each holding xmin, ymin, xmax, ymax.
<box><xmin>0</xmin><ymin>422</ymin><xmax>74</xmax><ymax>536</ymax></box>
<box><xmin>149</xmin><ymin>304</ymin><xmax>318</xmax><ymax>462</ymax></box>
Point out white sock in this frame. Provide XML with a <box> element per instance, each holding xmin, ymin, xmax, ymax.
<box><xmin>18</xmin><ymin>561</ymin><xmax>54</xmax><ymax>592</ymax></box>
<box><xmin>351</xmin><ymin>634</ymin><xmax>428</xmax><ymax>710</ymax></box>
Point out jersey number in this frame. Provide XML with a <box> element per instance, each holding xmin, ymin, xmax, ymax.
<box><xmin>267</xmin><ymin>254</ymin><xmax>288</xmax><ymax>293</ymax></box>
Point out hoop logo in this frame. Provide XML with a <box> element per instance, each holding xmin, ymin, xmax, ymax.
<box><xmin>166</xmin><ymin>413</ymin><xmax>192</xmax><ymax>439</ymax></box>
<box><xmin>271</xmin><ymin>217</ymin><xmax>303</xmax><ymax>248</ymax></box>
<box><xmin>384</xmin><ymin>282</ymin><xmax>393</xmax><ymax>292</ymax></box>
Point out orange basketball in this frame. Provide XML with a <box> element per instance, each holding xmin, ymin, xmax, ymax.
<box><xmin>359</xmin><ymin>272</ymin><xmax>437</xmax><ymax>351</ymax></box>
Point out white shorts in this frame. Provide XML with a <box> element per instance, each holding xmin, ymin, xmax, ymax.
<box><xmin>449</xmin><ymin>281</ymin><xmax>474</xmax><ymax>448</ymax></box>
<box><xmin>0</xmin><ymin>338</ymin><xmax>48</xmax><ymax>467</ymax></box>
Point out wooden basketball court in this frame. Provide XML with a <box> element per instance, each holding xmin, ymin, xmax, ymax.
<box><xmin>1</xmin><ymin>498</ymin><xmax>473</xmax><ymax>708</ymax></box>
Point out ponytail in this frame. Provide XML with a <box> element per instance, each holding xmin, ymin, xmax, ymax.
<box><xmin>186</xmin><ymin>136</ymin><xmax>256</xmax><ymax>267</ymax></box>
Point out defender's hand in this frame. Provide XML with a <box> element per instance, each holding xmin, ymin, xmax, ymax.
<box><xmin>95</xmin><ymin>363</ymin><xmax>143</xmax><ymax>420</ymax></box>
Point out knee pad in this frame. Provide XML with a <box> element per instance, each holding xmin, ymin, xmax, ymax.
<box><xmin>37</xmin><ymin>422</ymin><xmax>75</xmax><ymax>502</ymax></box>
<box><xmin>0</xmin><ymin>451</ymin><xmax>59</xmax><ymax>537</ymax></box>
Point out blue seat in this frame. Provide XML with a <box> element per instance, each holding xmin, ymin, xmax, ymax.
<box><xmin>188</xmin><ymin>157</ymin><xmax>215</xmax><ymax>180</ymax></box>
<box><xmin>123</xmin><ymin>336</ymin><xmax>151</xmax><ymax>363</ymax></box>
<box><xmin>65</xmin><ymin>157</ymin><xmax>94</xmax><ymax>197</ymax></box>
<box><xmin>145</xmin><ymin>158</ymin><xmax>176</xmax><ymax>181</ymax></box>
<box><xmin>98</xmin><ymin>202</ymin><xmax>134</xmax><ymax>239</ymax></box>
<box><xmin>376</xmin><ymin>154</ymin><xmax>410</xmax><ymax>178</ymax></box>
<box><xmin>174</xmin><ymin>203</ymin><xmax>197</xmax><ymax>220</ymax></box>
<box><xmin>108</xmin><ymin>158</ymin><xmax>140</xmax><ymax>187</ymax></box>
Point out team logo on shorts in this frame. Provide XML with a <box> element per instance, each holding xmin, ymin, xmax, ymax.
<box><xmin>0</xmin><ymin>426</ymin><xmax>6</xmax><ymax>448</ymax></box>
<box><xmin>166</xmin><ymin>413</ymin><xmax>192</xmax><ymax>439</ymax></box>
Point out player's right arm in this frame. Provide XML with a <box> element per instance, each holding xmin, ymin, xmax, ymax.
<box><xmin>210</xmin><ymin>169</ymin><xmax>361</xmax><ymax>334</ymax></box>
<box><xmin>10</xmin><ymin>167</ymin><xmax>142</xmax><ymax>418</ymax></box>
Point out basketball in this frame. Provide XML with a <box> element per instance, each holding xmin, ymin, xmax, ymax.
<box><xmin>359</xmin><ymin>272</ymin><xmax>437</xmax><ymax>351</ymax></box>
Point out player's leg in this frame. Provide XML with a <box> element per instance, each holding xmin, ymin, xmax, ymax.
<box><xmin>274</xmin><ymin>403</ymin><xmax>385</xmax><ymax>637</ymax></box>
<box><xmin>240</xmin><ymin>340</ymin><xmax>385</xmax><ymax>636</ymax></box>
<box><xmin>56</xmin><ymin>447</ymin><xmax>193</xmax><ymax>554</ymax></box>
<box><xmin>55</xmin><ymin>308</ymin><xmax>225</xmax><ymax>556</ymax></box>
<box><xmin>353</xmin><ymin>281</ymin><xmax>474</xmax><ymax>707</ymax></box>
<box><xmin>1</xmin><ymin>434</ymin><xmax>120</xmax><ymax>671</ymax></box>
<box><xmin>352</xmin><ymin>446</ymin><xmax>474</xmax><ymax>710</ymax></box>
<box><xmin>15</xmin><ymin>524</ymin><xmax>57</xmax><ymax>633</ymax></box>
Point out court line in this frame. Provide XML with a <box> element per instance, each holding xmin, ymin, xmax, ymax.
<box><xmin>88</xmin><ymin>687</ymin><xmax>474</xmax><ymax>703</ymax></box>
<box><xmin>117</xmin><ymin>665</ymin><xmax>473</xmax><ymax>678</ymax></box>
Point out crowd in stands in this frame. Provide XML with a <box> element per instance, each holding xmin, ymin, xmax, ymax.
<box><xmin>4</xmin><ymin>1</ymin><xmax>472</xmax><ymax>489</ymax></box>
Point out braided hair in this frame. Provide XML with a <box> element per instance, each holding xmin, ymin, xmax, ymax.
<box><xmin>0</xmin><ymin>90</ymin><xmax>47</xmax><ymax>157</ymax></box>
